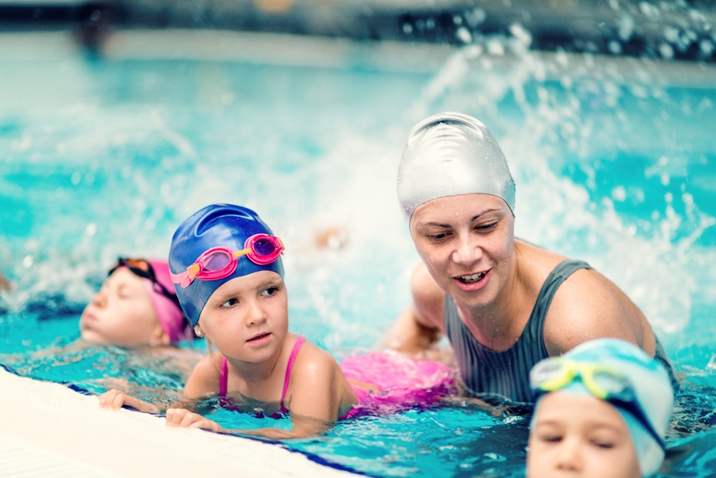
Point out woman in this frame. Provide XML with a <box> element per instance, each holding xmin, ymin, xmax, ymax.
<box><xmin>385</xmin><ymin>112</ymin><xmax>675</xmax><ymax>404</ymax></box>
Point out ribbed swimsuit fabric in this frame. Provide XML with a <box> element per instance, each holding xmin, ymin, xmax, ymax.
<box><xmin>445</xmin><ymin>259</ymin><xmax>591</xmax><ymax>404</ymax></box>
<box><xmin>444</xmin><ymin>258</ymin><xmax>678</xmax><ymax>404</ymax></box>
<box><xmin>219</xmin><ymin>336</ymin><xmax>306</xmax><ymax>415</ymax></box>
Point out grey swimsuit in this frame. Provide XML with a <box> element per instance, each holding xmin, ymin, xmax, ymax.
<box><xmin>444</xmin><ymin>259</ymin><xmax>677</xmax><ymax>404</ymax></box>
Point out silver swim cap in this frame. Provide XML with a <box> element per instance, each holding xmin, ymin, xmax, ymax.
<box><xmin>397</xmin><ymin>112</ymin><xmax>516</xmax><ymax>222</ymax></box>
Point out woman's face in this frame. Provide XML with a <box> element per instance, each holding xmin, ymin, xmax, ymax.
<box><xmin>527</xmin><ymin>391</ymin><xmax>641</xmax><ymax>478</ymax></box>
<box><xmin>409</xmin><ymin>193</ymin><xmax>515</xmax><ymax>309</ymax></box>
<box><xmin>80</xmin><ymin>267</ymin><xmax>165</xmax><ymax>347</ymax></box>
<box><xmin>197</xmin><ymin>270</ymin><xmax>288</xmax><ymax>364</ymax></box>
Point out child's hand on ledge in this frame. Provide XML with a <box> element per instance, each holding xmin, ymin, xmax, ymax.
<box><xmin>98</xmin><ymin>388</ymin><xmax>160</xmax><ymax>414</ymax></box>
<box><xmin>165</xmin><ymin>408</ymin><xmax>223</xmax><ymax>432</ymax></box>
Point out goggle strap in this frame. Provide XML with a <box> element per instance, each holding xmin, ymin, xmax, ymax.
<box><xmin>233</xmin><ymin>248</ymin><xmax>252</xmax><ymax>258</ymax></box>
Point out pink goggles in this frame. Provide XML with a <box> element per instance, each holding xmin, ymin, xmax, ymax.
<box><xmin>170</xmin><ymin>233</ymin><xmax>284</xmax><ymax>288</ymax></box>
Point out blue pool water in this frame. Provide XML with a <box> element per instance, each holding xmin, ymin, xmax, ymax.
<box><xmin>1</xmin><ymin>31</ymin><xmax>716</xmax><ymax>477</ymax></box>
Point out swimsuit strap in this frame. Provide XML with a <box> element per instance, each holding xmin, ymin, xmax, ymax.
<box><xmin>525</xmin><ymin>259</ymin><xmax>593</xmax><ymax>348</ymax></box>
<box><xmin>444</xmin><ymin>258</ymin><xmax>592</xmax><ymax>403</ymax></box>
<box><xmin>220</xmin><ymin>356</ymin><xmax>228</xmax><ymax>397</ymax></box>
<box><xmin>280</xmin><ymin>336</ymin><xmax>306</xmax><ymax>414</ymax></box>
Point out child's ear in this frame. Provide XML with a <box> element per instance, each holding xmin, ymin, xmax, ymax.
<box><xmin>194</xmin><ymin>324</ymin><xmax>205</xmax><ymax>338</ymax></box>
<box><xmin>149</xmin><ymin>323</ymin><xmax>171</xmax><ymax>347</ymax></box>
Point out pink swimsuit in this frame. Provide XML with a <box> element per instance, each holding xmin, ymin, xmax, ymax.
<box><xmin>219</xmin><ymin>336</ymin><xmax>305</xmax><ymax>415</ymax></box>
<box><xmin>219</xmin><ymin>337</ymin><xmax>456</xmax><ymax>419</ymax></box>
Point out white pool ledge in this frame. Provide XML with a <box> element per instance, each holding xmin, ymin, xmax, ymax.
<box><xmin>0</xmin><ymin>368</ymin><xmax>358</xmax><ymax>477</ymax></box>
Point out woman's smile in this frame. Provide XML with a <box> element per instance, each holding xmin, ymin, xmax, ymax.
<box><xmin>453</xmin><ymin>268</ymin><xmax>492</xmax><ymax>292</ymax></box>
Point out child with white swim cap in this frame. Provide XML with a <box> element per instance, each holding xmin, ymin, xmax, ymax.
<box><xmin>80</xmin><ymin>258</ymin><xmax>194</xmax><ymax>348</ymax></box>
<box><xmin>527</xmin><ymin>338</ymin><xmax>674</xmax><ymax>477</ymax></box>
<box><xmin>100</xmin><ymin>204</ymin><xmax>456</xmax><ymax>438</ymax></box>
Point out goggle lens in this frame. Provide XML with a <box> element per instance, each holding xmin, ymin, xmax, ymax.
<box><xmin>530</xmin><ymin>361</ymin><xmax>565</xmax><ymax>386</ymax></box>
<box><xmin>592</xmin><ymin>370</ymin><xmax>634</xmax><ymax>399</ymax></box>
<box><xmin>203</xmin><ymin>250</ymin><xmax>233</xmax><ymax>272</ymax></box>
<box><xmin>254</xmin><ymin>237</ymin><xmax>277</xmax><ymax>256</ymax></box>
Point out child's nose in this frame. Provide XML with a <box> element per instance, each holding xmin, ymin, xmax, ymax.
<box><xmin>91</xmin><ymin>289</ymin><xmax>107</xmax><ymax>308</ymax></box>
<box><xmin>555</xmin><ymin>438</ymin><xmax>583</xmax><ymax>471</ymax></box>
<box><xmin>245</xmin><ymin>300</ymin><xmax>267</xmax><ymax>326</ymax></box>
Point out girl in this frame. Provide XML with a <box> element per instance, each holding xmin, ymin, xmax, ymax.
<box><xmin>100</xmin><ymin>203</ymin><xmax>455</xmax><ymax>439</ymax></box>
<box><xmin>80</xmin><ymin>257</ymin><xmax>195</xmax><ymax>348</ymax></box>
<box><xmin>527</xmin><ymin>338</ymin><xmax>674</xmax><ymax>478</ymax></box>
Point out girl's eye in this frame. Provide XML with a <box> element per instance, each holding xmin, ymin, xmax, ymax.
<box><xmin>261</xmin><ymin>286</ymin><xmax>279</xmax><ymax>297</ymax></box>
<box><xmin>220</xmin><ymin>298</ymin><xmax>239</xmax><ymax>308</ymax></box>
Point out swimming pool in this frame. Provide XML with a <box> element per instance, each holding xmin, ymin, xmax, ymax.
<box><xmin>1</xmin><ymin>29</ymin><xmax>715</xmax><ymax>477</ymax></box>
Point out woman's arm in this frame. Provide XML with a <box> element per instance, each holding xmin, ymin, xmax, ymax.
<box><xmin>544</xmin><ymin>268</ymin><xmax>653</xmax><ymax>357</ymax></box>
<box><xmin>382</xmin><ymin>262</ymin><xmax>445</xmax><ymax>359</ymax></box>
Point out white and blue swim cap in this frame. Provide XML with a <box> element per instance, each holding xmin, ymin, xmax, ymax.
<box><xmin>397</xmin><ymin>112</ymin><xmax>516</xmax><ymax>222</ymax></box>
<box><xmin>530</xmin><ymin>338</ymin><xmax>674</xmax><ymax>477</ymax></box>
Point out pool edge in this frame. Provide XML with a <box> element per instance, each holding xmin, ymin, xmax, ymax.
<box><xmin>0</xmin><ymin>368</ymin><xmax>361</xmax><ymax>477</ymax></box>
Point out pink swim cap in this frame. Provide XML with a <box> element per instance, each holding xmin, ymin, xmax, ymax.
<box><xmin>129</xmin><ymin>259</ymin><xmax>194</xmax><ymax>344</ymax></box>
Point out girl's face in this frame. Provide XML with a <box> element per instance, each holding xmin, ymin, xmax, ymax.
<box><xmin>527</xmin><ymin>391</ymin><xmax>641</xmax><ymax>478</ymax></box>
<box><xmin>197</xmin><ymin>270</ymin><xmax>288</xmax><ymax>364</ymax></box>
<box><xmin>409</xmin><ymin>193</ymin><xmax>515</xmax><ymax>309</ymax></box>
<box><xmin>80</xmin><ymin>267</ymin><xmax>166</xmax><ymax>347</ymax></box>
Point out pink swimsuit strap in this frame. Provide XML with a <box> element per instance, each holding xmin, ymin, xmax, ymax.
<box><xmin>280</xmin><ymin>336</ymin><xmax>306</xmax><ymax>414</ymax></box>
<box><xmin>220</xmin><ymin>356</ymin><xmax>228</xmax><ymax>397</ymax></box>
<box><xmin>218</xmin><ymin>336</ymin><xmax>307</xmax><ymax>416</ymax></box>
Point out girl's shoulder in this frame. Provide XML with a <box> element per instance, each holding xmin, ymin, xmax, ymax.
<box><xmin>184</xmin><ymin>351</ymin><xmax>224</xmax><ymax>399</ymax></box>
<box><xmin>194</xmin><ymin>350</ymin><xmax>224</xmax><ymax>376</ymax></box>
<box><xmin>289</xmin><ymin>337</ymin><xmax>342</xmax><ymax>379</ymax></box>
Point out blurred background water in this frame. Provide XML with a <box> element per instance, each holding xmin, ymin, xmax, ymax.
<box><xmin>1</xmin><ymin>1</ymin><xmax>715</xmax><ymax>476</ymax></box>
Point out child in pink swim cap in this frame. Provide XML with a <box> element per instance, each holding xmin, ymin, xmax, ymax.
<box><xmin>99</xmin><ymin>204</ymin><xmax>456</xmax><ymax>439</ymax></box>
<box><xmin>80</xmin><ymin>258</ymin><xmax>194</xmax><ymax>348</ymax></box>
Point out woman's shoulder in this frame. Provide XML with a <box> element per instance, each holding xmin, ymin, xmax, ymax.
<box><xmin>514</xmin><ymin>239</ymin><xmax>571</xmax><ymax>287</ymax></box>
<box><xmin>515</xmin><ymin>238</ymin><xmax>567</xmax><ymax>268</ymax></box>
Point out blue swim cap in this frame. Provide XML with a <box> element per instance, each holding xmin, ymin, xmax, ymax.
<box><xmin>530</xmin><ymin>339</ymin><xmax>674</xmax><ymax>477</ymax></box>
<box><xmin>169</xmin><ymin>204</ymin><xmax>284</xmax><ymax>326</ymax></box>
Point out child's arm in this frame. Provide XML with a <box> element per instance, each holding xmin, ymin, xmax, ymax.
<box><xmin>98</xmin><ymin>353</ymin><xmax>221</xmax><ymax>413</ymax></box>
<box><xmin>275</xmin><ymin>347</ymin><xmax>352</xmax><ymax>437</ymax></box>
<box><xmin>167</xmin><ymin>345</ymin><xmax>355</xmax><ymax>439</ymax></box>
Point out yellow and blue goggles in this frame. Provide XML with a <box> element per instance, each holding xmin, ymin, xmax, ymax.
<box><xmin>530</xmin><ymin>357</ymin><xmax>666</xmax><ymax>450</ymax></box>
